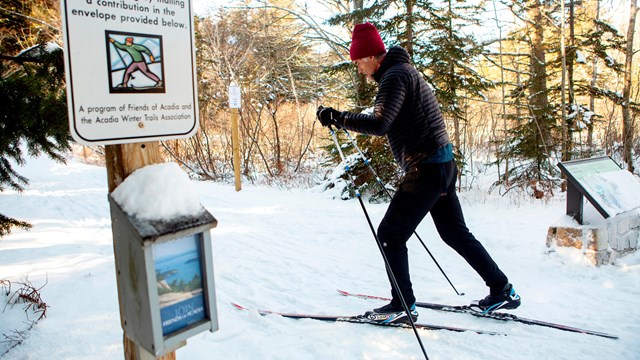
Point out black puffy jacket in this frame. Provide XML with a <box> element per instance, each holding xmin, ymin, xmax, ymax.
<box><xmin>341</xmin><ymin>46</ymin><xmax>450</xmax><ymax>171</ymax></box>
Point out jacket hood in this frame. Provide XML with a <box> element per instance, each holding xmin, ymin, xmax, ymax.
<box><xmin>373</xmin><ymin>46</ymin><xmax>411</xmax><ymax>83</ymax></box>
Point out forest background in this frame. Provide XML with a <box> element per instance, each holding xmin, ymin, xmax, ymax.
<box><xmin>1</xmin><ymin>0</ymin><xmax>639</xmax><ymax>236</ymax></box>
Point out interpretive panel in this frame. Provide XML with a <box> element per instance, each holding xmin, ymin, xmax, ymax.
<box><xmin>559</xmin><ymin>156</ymin><xmax>640</xmax><ymax>220</ymax></box>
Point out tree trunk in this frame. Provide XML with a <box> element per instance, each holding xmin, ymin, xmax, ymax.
<box><xmin>445</xmin><ymin>0</ymin><xmax>462</xmax><ymax>189</ymax></box>
<box><xmin>622</xmin><ymin>0</ymin><xmax>638</xmax><ymax>172</ymax></box>
<box><xmin>529</xmin><ymin>3</ymin><xmax>551</xmax><ymax>174</ymax></box>
<box><xmin>560</xmin><ymin>0</ymin><xmax>569</xmax><ymax>162</ymax></box>
<box><xmin>405</xmin><ymin>0</ymin><xmax>414</xmax><ymax>56</ymax></box>
<box><xmin>492</xmin><ymin>0</ymin><xmax>509</xmax><ymax>186</ymax></box>
<box><xmin>588</xmin><ymin>0</ymin><xmax>600</xmax><ymax>155</ymax></box>
<box><xmin>271</xmin><ymin>108</ymin><xmax>283</xmax><ymax>174</ymax></box>
<box><xmin>353</xmin><ymin>0</ymin><xmax>367</xmax><ymax>107</ymax></box>
<box><xmin>568</xmin><ymin>0</ymin><xmax>575</xmax><ymax>108</ymax></box>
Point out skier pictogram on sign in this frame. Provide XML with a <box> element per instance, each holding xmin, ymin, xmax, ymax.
<box><xmin>106</xmin><ymin>31</ymin><xmax>165</xmax><ymax>93</ymax></box>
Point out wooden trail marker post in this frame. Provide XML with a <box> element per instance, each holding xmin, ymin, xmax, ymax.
<box><xmin>60</xmin><ymin>1</ymin><xmax>218</xmax><ymax>358</ymax></box>
<box><xmin>229</xmin><ymin>84</ymin><xmax>242</xmax><ymax>191</ymax></box>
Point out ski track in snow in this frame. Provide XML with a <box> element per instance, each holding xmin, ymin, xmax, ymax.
<box><xmin>1</xmin><ymin>155</ymin><xmax>639</xmax><ymax>359</ymax></box>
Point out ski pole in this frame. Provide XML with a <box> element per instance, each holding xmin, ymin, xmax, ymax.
<box><xmin>340</xmin><ymin>128</ymin><xmax>465</xmax><ymax>297</ymax></box>
<box><xmin>326</xmin><ymin>123</ymin><xmax>430</xmax><ymax>360</ymax></box>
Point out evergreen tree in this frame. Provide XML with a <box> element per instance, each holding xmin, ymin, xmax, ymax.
<box><xmin>327</xmin><ymin>0</ymin><xmax>493</xmax><ymax>192</ymax></box>
<box><xmin>559</xmin><ymin>0</ymin><xmax>625</xmax><ymax>159</ymax></box>
<box><xmin>323</xmin><ymin>2</ymin><xmax>400</xmax><ymax>199</ymax></box>
<box><xmin>492</xmin><ymin>0</ymin><xmax>632</xmax><ymax>196</ymax></box>
<box><xmin>580</xmin><ymin>5</ymin><xmax>626</xmax><ymax>140</ymax></box>
<box><xmin>0</xmin><ymin>0</ymin><xmax>71</xmax><ymax>237</ymax></box>
<box><xmin>491</xmin><ymin>0</ymin><xmax>561</xmax><ymax>197</ymax></box>
<box><xmin>409</xmin><ymin>0</ymin><xmax>492</xmax><ymax>185</ymax></box>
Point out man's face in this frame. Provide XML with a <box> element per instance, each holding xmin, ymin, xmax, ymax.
<box><xmin>353</xmin><ymin>56</ymin><xmax>379</xmax><ymax>81</ymax></box>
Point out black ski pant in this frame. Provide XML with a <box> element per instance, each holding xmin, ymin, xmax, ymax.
<box><xmin>377</xmin><ymin>159</ymin><xmax>509</xmax><ymax>307</ymax></box>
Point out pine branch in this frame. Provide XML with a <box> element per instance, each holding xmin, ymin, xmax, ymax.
<box><xmin>0</xmin><ymin>214</ymin><xmax>32</xmax><ymax>238</ymax></box>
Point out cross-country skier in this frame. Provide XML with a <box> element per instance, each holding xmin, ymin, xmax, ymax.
<box><xmin>317</xmin><ymin>22</ymin><xmax>521</xmax><ymax>325</ymax></box>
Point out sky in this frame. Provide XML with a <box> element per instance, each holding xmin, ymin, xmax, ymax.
<box><xmin>192</xmin><ymin>0</ymin><xmax>226</xmax><ymax>15</ymax></box>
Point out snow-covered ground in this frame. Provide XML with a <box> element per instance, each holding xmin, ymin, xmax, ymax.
<box><xmin>1</xmin><ymin>154</ymin><xmax>639</xmax><ymax>359</ymax></box>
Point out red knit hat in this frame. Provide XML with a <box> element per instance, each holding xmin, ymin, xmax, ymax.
<box><xmin>349</xmin><ymin>22</ymin><xmax>386</xmax><ymax>60</ymax></box>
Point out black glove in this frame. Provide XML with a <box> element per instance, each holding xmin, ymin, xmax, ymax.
<box><xmin>316</xmin><ymin>106</ymin><xmax>343</xmax><ymax>128</ymax></box>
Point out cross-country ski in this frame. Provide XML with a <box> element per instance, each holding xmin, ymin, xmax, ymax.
<box><xmin>232</xmin><ymin>302</ymin><xmax>505</xmax><ymax>336</ymax></box>
<box><xmin>337</xmin><ymin>289</ymin><xmax>618</xmax><ymax>340</ymax></box>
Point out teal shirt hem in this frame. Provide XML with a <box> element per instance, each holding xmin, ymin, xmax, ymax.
<box><xmin>423</xmin><ymin>143</ymin><xmax>454</xmax><ymax>163</ymax></box>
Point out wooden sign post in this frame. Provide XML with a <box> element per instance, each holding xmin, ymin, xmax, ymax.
<box><xmin>231</xmin><ymin>109</ymin><xmax>241</xmax><ymax>192</ymax></box>
<box><xmin>59</xmin><ymin>1</ymin><xmax>214</xmax><ymax>357</ymax></box>
<box><xmin>106</xmin><ymin>142</ymin><xmax>174</xmax><ymax>360</ymax></box>
<box><xmin>229</xmin><ymin>85</ymin><xmax>242</xmax><ymax>191</ymax></box>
